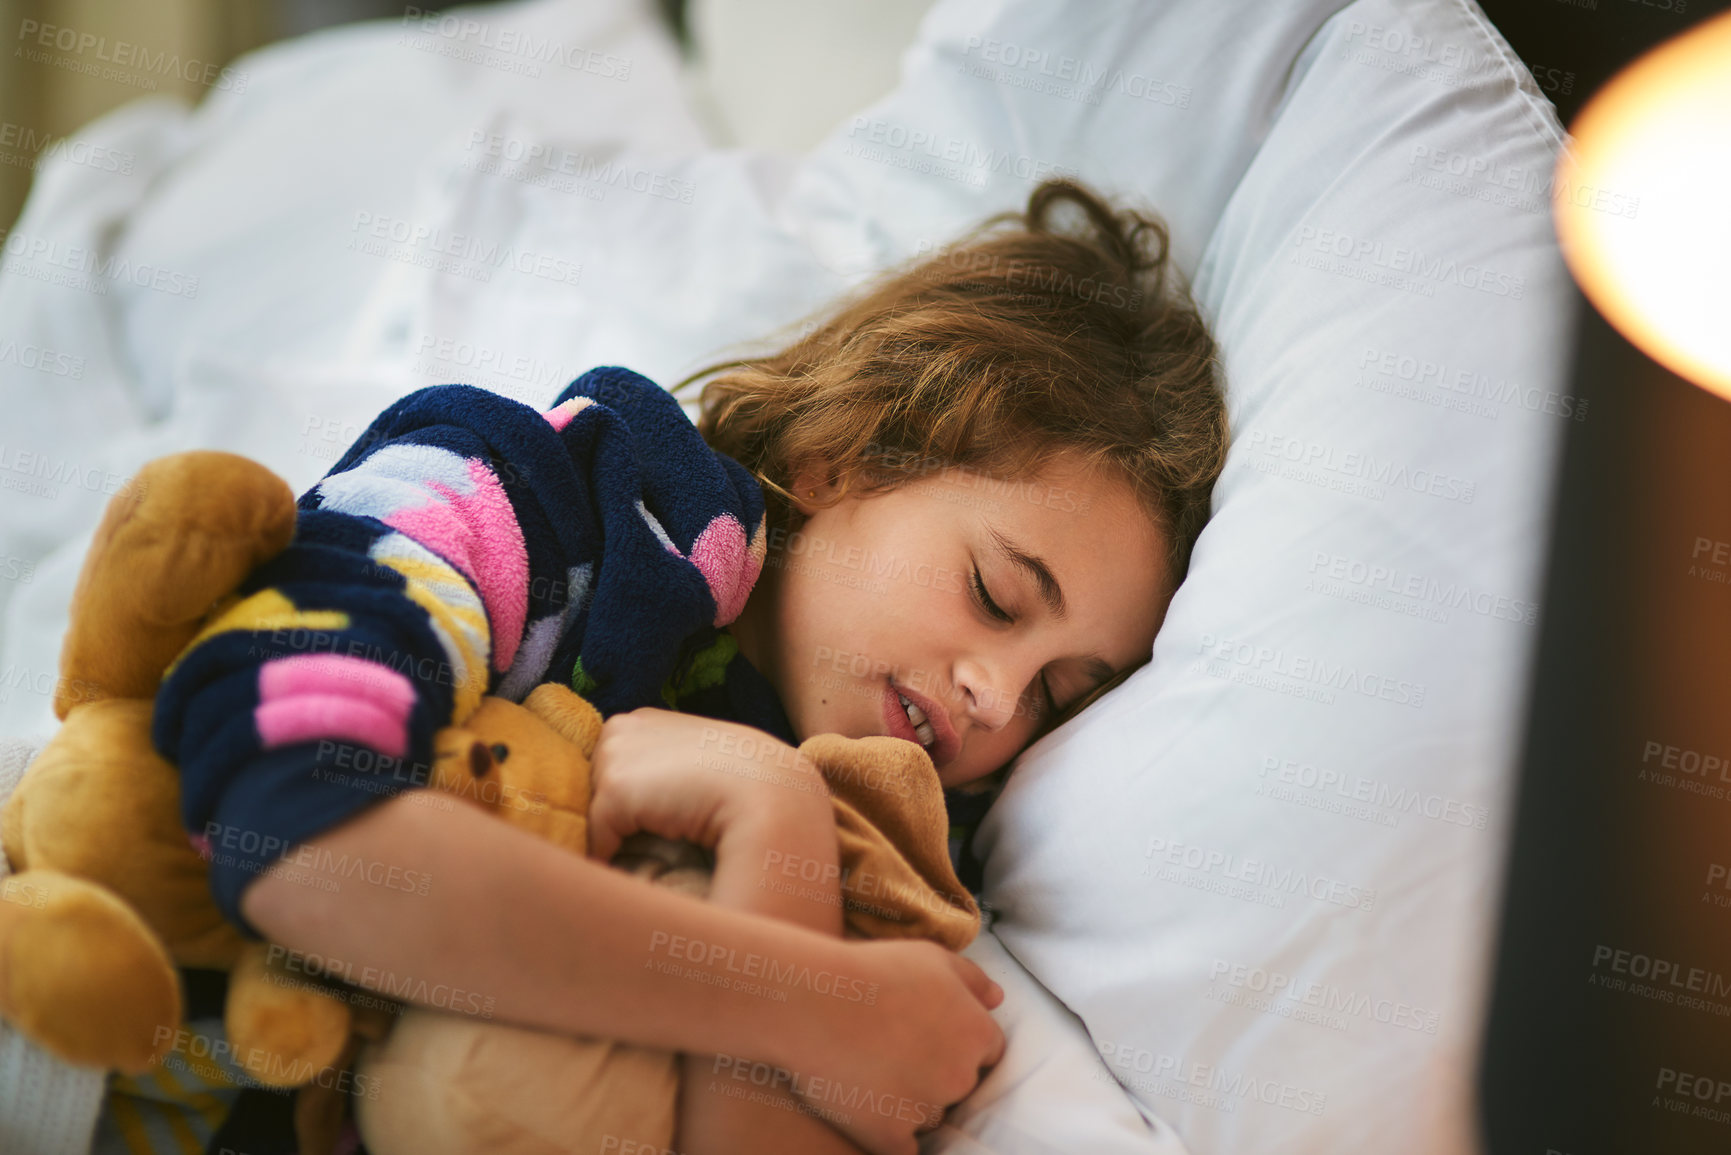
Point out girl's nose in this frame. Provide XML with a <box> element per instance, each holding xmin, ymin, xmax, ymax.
<box><xmin>955</xmin><ymin>656</ymin><xmax>1037</xmax><ymax>733</ymax></box>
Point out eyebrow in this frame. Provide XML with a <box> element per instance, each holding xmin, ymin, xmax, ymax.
<box><xmin>988</xmin><ymin>527</ymin><xmax>1118</xmax><ymax>686</ymax></box>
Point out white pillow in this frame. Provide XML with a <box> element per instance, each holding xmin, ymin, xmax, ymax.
<box><xmin>781</xmin><ymin>0</ymin><xmax>1361</xmax><ymax>282</ymax></box>
<box><xmin>954</xmin><ymin>3</ymin><xmax>1573</xmax><ymax>1153</ymax></box>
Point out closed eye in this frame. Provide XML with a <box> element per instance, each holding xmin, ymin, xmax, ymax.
<box><xmin>971</xmin><ymin>567</ymin><xmax>1013</xmax><ymax>623</ymax></box>
<box><xmin>975</xmin><ymin>566</ymin><xmax>1063</xmax><ymax>714</ymax></box>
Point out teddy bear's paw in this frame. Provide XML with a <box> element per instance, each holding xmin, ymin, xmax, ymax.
<box><xmin>225</xmin><ymin>941</ymin><xmax>354</xmax><ymax>1087</ymax></box>
<box><xmin>0</xmin><ymin>870</ymin><xmax>181</xmax><ymax>1073</ymax></box>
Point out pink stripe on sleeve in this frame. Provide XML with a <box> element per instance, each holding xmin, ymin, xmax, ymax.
<box><xmin>260</xmin><ymin>654</ymin><xmax>418</xmax><ymax>714</ymax></box>
<box><xmin>256</xmin><ymin>696</ymin><xmax>409</xmax><ymax>759</ymax></box>
<box><xmin>256</xmin><ymin>655</ymin><xmax>416</xmax><ymax>758</ymax></box>
<box><xmin>688</xmin><ymin>513</ymin><xmax>760</xmax><ymax>626</ymax></box>
<box><xmin>382</xmin><ymin>458</ymin><xmax>529</xmax><ymax>672</ymax></box>
<box><xmin>545</xmin><ymin>396</ymin><xmax>593</xmax><ymax>432</ymax></box>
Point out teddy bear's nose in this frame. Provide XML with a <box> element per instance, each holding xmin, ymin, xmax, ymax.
<box><xmin>468</xmin><ymin>741</ymin><xmax>492</xmax><ymax>778</ymax></box>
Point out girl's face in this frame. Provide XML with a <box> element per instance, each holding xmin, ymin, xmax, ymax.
<box><xmin>730</xmin><ymin>453</ymin><xmax>1170</xmax><ymax>789</ymax></box>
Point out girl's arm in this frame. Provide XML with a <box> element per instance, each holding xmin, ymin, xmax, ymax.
<box><xmin>241</xmin><ymin>788</ymin><xmax>1003</xmax><ymax>1155</ymax></box>
<box><xmin>585</xmin><ymin>709</ymin><xmax>950</xmax><ymax>1153</ymax></box>
<box><xmin>673</xmin><ymin>762</ymin><xmax>870</xmax><ymax>1155</ymax></box>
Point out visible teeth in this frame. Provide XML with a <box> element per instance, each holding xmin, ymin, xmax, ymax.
<box><xmin>898</xmin><ymin>693</ymin><xmax>937</xmax><ymax>749</ymax></box>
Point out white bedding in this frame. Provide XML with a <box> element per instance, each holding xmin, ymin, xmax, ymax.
<box><xmin>0</xmin><ymin>0</ymin><xmax>1573</xmax><ymax>1152</ymax></box>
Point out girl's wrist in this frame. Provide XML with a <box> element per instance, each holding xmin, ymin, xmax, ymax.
<box><xmin>762</xmin><ymin>931</ymin><xmax>867</xmax><ymax>1071</ymax></box>
<box><xmin>712</xmin><ymin>789</ymin><xmax>844</xmax><ymax>935</ymax></box>
<box><xmin>717</xmin><ymin>740</ymin><xmax>829</xmax><ymax>821</ymax></box>
<box><xmin>712</xmin><ymin>745</ymin><xmax>832</xmax><ymax>862</ymax></box>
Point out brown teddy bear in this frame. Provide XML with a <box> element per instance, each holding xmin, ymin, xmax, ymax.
<box><xmin>0</xmin><ymin>449</ymin><xmax>981</xmax><ymax>1155</ymax></box>
<box><xmin>0</xmin><ymin>451</ymin><xmax>356</xmax><ymax>1098</ymax></box>
<box><xmin>352</xmin><ymin>686</ymin><xmax>978</xmax><ymax>1155</ymax></box>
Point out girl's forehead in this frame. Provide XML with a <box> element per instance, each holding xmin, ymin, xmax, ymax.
<box><xmin>911</xmin><ymin>455</ymin><xmax>1141</xmax><ymax>520</ymax></box>
<box><xmin>901</xmin><ymin>463</ymin><xmax>1164</xmax><ymax>588</ymax></box>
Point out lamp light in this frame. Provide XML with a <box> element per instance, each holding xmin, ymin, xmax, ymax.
<box><xmin>1479</xmin><ymin>9</ymin><xmax>1731</xmax><ymax>1155</ymax></box>
<box><xmin>1552</xmin><ymin>9</ymin><xmax>1731</xmax><ymax>400</ymax></box>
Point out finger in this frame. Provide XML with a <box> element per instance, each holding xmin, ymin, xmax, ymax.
<box><xmin>949</xmin><ymin>955</ymin><xmax>1004</xmax><ymax>1009</ymax></box>
<box><xmin>981</xmin><ymin>1019</ymin><xmax>1007</xmax><ymax>1069</ymax></box>
<box><xmin>586</xmin><ymin>801</ymin><xmax>622</xmax><ymax>862</ymax></box>
<box><xmin>587</xmin><ymin>825</ymin><xmax>619</xmax><ymax>863</ymax></box>
<box><xmin>914</xmin><ymin>1104</ymin><xmax>946</xmax><ymax>1136</ymax></box>
<box><xmin>854</xmin><ymin>1123</ymin><xmax>914</xmax><ymax>1155</ymax></box>
<box><xmin>877</xmin><ymin>1133</ymin><xmax>917</xmax><ymax>1155</ymax></box>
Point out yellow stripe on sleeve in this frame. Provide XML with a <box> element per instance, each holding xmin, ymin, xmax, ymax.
<box><xmin>163</xmin><ymin>588</ymin><xmax>350</xmax><ymax>680</ymax></box>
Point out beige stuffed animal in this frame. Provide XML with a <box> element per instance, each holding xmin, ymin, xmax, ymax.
<box><xmin>0</xmin><ymin>452</ymin><xmax>359</xmax><ymax>1148</ymax></box>
<box><xmin>352</xmin><ymin>686</ymin><xmax>980</xmax><ymax>1155</ymax></box>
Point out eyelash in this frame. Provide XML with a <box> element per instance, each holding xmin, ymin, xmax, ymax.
<box><xmin>971</xmin><ymin>566</ymin><xmax>1059</xmax><ymax>714</ymax></box>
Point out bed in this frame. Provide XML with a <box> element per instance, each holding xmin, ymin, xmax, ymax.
<box><xmin>0</xmin><ymin>1</ymin><xmax>1574</xmax><ymax>1152</ymax></box>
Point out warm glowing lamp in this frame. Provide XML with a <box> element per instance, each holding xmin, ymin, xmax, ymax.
<box><xmin>1552</xmin><ymin>9</ymin><xmax>1731</xmax><ymax>401</ymax></box>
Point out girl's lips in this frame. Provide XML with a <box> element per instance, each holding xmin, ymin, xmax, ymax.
<box><xmin>882</xmin><ymin>680</ymin><xmax>959</xmax><ymax>766</ymax></box>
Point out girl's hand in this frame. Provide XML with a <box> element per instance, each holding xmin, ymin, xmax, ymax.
<box><xmin>587</xmin><ymin>708</ymin><xmax>829</xmax><ymax>864</ymax></box>
<box><xmin>785</xmin><ymin>937</ymin><xmax>1006</xmax><ymax>1155</ymax></box>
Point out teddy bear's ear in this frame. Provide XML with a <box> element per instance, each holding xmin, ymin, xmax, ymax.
<box><xmin>522</xmin><ymin>684</ymin><xmax>603</xmax><ymax>758</ymax></box>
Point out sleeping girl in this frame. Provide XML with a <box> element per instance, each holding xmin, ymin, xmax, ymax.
<box><xmin>141</xmin><ymin>177</ymin><xmax>1229</xmax><ymax>1155</ymax></box>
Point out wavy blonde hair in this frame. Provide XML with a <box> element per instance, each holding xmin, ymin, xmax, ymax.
<box><xmin>674</xmin><ymin>179</ymin><xmax>1229</xmax><ymax>727</ymax></box>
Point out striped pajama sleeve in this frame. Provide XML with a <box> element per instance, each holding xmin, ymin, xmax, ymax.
<box><xmin>152</xmin><ymin>369</ymin><xmax>768</xmax><ymax>935</ymax></box>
